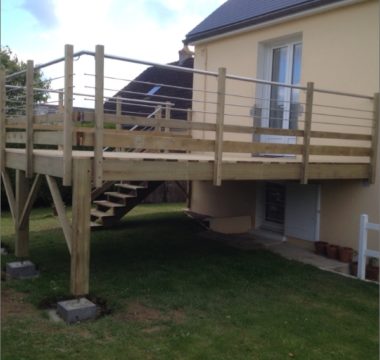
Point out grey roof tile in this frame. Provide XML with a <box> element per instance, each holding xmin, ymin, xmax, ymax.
<box><xmin>186</xmin><ymin>0</ymin><xmax>345</xmax><ymax>43</ymax></box>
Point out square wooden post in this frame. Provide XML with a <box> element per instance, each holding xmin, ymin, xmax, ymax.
<box><xmin>301</xmin><ymin>82</ymin><xmax>314</xmax><ymax>184</ymax></box>
<box><xmin>94</xmin><ymin>44</ymin><xmax>104</xmax><ymax>188</ymax></box>
<box><xmin>70</xmin><ymin>158</ymin><xmax>92</xmax><ymax>296</ymax></box>
<box><xmin>63</xmin><ymin>44</ymin><xmax>74</xmax><ymax>186</ymax></box>
<box><xmin>0</xmin><ymin>69</ymin><xmax>5</xmax><ymax>172</ymax></box>
<box><xmin>15</xmin><ymin>170</ymin><xmax>30</xmax><ymax>258</ymax></box>
<box><xmin>213</xmin><ymin>67</ymin><xmax>226</xmax><ymax>186</ymax></box>
<box><xmin>26</xmin><ymin>60</ymin><xmax>34</xmax><ymax>178</ymax></box>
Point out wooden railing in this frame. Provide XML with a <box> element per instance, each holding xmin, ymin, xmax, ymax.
<box><xmin>1</xmin><ymin>44</ymin><xmax>378</xmax><ymax>187</ymax></box>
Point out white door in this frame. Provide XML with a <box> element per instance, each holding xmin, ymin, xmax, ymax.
<box><xmin>261</xmin><ymin>42</ymin><xmax>302</xmax><ymax>144</ymax></box>
<box><xmin>284</xmin><ymin>183</ymin><xmax>320</xmax><ymax>241</ymax></box>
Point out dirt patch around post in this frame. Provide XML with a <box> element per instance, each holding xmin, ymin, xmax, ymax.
<box><xmin>1</xmin><ymin>287</ymin><xmax>38</xmax><ymax>321</ymax></box>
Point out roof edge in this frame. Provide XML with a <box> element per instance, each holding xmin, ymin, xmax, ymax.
<box><xmin>185</xmin><ymin>0</ymin><xmax>362</xmax><ymax>45</ymax></box>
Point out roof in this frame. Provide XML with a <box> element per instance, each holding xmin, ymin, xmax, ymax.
<box><xmin>185</xmin><ymin>0</ymin><xmax>346</xmax><ymax>43</ymax></box>
<box><xmin>104</xmin><ymin>57</ymin><xmax>193</xmax><ymax>121</ymax></box>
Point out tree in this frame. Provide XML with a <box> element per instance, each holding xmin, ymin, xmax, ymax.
<box><xmin>0</xmin><ymin>46</ymin><xmax>50</xmax><ymax>115</ymax></box>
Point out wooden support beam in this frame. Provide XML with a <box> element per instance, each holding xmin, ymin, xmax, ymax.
<box><xmin>15</xmin><ymin>170</ymin><xmax>29</xmax><ymax>258</ymax></box>
<box><xmin>63</xmin><ymin>44</ymin><xmax>74</xmax><ymax>186</ymax></box>
<box><xmin>26</xmin><ymin>60</ymin><xmax>34</xmax><ymax>178</ymax></box>
<box><xmin>301</xmin><ymin>82</ymin><xmax>314</xmax><ymax>184</ymax></box>
<box><xmin>213</xmin><ymin>67</ymin><xmax>226</xmax><ymax>186</ymax></box>
<box><xmin>19</xmin><ymin>174</ymin><xmax>42</xmax><ymax>229</ymax></box>
<box><xmin>1</xmin><ymin>170</ymin><xmax>16</xmax><ymax>223</ymax></box>
<box><xmin>45</xmin><ymin>175</ymin><xmax>72</xmax><ymax>254</ymax></box>
<box><xmin>370</xmin><ymin>93</ymin><xmax>379</xmax><ymax>184</ymax></box>
<box><xmin>0</xmin><ymin>69</ymin><xmax>5</xmax><ymax>172</ymax></box>
<box><xmin>70</xmin><ymin>158</ymin><xmax>91</xmax><ymax>296</ymax></box>
<box><xmin>94</xmin><ymin>44</ymin><xmax>104</xmax><ymax>188</ymax></box>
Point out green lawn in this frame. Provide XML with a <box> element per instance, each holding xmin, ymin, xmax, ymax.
<box><xmin>1</xmin><ymin>204</ymin><xmax>379</xmax><ymax>360</ymax></box>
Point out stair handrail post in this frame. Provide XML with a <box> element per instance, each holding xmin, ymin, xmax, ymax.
<box><xmin>94</xmin><ymin>44</ymin><xmax>105</xmax><ymax>188</ymax></box>
<box><xmin>301</xmin><ymin>81</ymin><xmax>314</xmax><ymax>184</ymax></box>
<box><xmin>370</xmin><ymin>92</ymin><xmax>379</xmax><ymax>184</ymax></box>
<box><xmin>26</xmin><ymin>60</ymin><xmax>34</xmax><ymax>178</ymax></box>
<box><xmin>0</xmin><ymin>69</ymin><xmax>5</xmax><ymax>172</ymax></box>
<box><xmin>164</xmin><ymin>101</ymin><xmax>171</xmax><ymax>133</ymax></box>
<box><xmin>63</xmin><ymin>44</ymin><xmax>74</xmax><ymax>186</ymax></box>
<box><xmin>213</xmin><ymin>67</ymin><xmax>226</xmax><ymax>186</ymax></box>
<box><xmin>154</xmin><ymin>105</ymin><xmax>162</xmax><ymax>133</ymax></box>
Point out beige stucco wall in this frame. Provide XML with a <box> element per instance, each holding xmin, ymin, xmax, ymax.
<box><xmin>190</xmin><ymin>0</ymin><xmax>380</xmax><ymax>248</ymax></box>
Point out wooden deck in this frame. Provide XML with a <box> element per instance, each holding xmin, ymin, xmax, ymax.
<box><xmin>5</xmin><ymin>147</ymin><xmax>370</xmax><ymax>181</ymax></box>
<box><xmin>1</xmin><ymin>44</ymin><xmax>378</xmax><ymax>298</ymax></box>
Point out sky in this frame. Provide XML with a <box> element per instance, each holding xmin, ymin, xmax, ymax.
<box><xmin>1</xmin><ymin>0</ymin><xmax>225</xmax><ymax>107</ymax></box>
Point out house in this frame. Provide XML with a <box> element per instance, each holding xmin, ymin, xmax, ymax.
<box><xmin>184</xmin><ymin>0</ymin><xmax>379</xmax><ymax>250</ymax></box>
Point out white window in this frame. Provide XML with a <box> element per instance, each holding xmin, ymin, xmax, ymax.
<box><xmin>256</xmin><ymin>35</ymin><xmax>303</xmax><ymax>144</ymax></box>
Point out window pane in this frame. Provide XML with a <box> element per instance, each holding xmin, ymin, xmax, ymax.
<box><xmin>269</xmin><ymin>47</ymin><xmax>288</xmax><ymax>128</ymax></box>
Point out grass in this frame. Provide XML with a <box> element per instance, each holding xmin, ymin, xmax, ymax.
<box><xmin>1</xmin><ymin>203</ymin><xmax>379</xmax><ymax>360</ymax></box>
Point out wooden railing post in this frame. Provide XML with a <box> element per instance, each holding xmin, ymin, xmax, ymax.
<box><xmin>213</xmin><ymin>67</ymin><xmax>226</xmax><ymax>186</ymax></box>
<box><xmin>165</xmin><ymin>101</ymin><xmax>171</xmax><ymax>133</ymax></box>
<box><xmin>301</xmin><ymin>82</ymin><xmax>314</xmax><ymax>184</ymax></box>
<box><xmin>154</xmin><ymin>105</ymin><xmax>162</xmax><ymax>132</ymax></box>
<box><xmin>370</xmin><ymin>93</ymin><xmax>379</xmax><ymax>184</ymax></box>
<box><xmin>94</xmin><ymin>44</ymin><xmax>104</xmax><ymax>188</ymax></box>
<box><xmin>0</xmin><ymin>69</ymin><xmax>5</xmax><ymax>172</ymax></box>
<box><xmin>26</xmin><ymin>60</ymin><xmax>34</xmax><ymax>178</ymax></box>
<box><xmin>63</xmin><ymin>44</ymin><xmax>74</xmax><ymax>186</ymax></box>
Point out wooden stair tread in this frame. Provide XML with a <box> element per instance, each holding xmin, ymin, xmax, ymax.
<box><xmin>93</xmin><ymin>200</ymin><xmax>125</xmax><ymax>208</ymax></box>
<box><xmin>90</xmin><ymin>209</ymin><xmax>116</xmax><ymax>218</ymax></box>
<box><xmin>115</xmin><ymin>183</ymin><xmax>146</xmax><ymax>190</ymax></box>
<box><xmin>105</xmin><ymin>191</ymin><xmax>136</xmax><ymax>199</ymax></box>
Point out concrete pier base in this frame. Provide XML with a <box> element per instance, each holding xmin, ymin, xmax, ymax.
<box><xmin>6</xmin><ymin>260</ymin><xmax>39</xmax><ymax>279</ymax></box>
<box><xmin>57</xmin><ymin>298</ymin><xmax>97</xmax><ymax>324</ymax></box>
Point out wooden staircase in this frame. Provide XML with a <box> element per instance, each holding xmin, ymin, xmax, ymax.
<box><xmin>90</xmin><ymin>181</ymin><xmax>163</xmax><ymax>228</ymax></box>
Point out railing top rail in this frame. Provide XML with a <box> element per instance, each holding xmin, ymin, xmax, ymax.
<box><xmin>4</xmin><ymin>46</ymin><xmax>374</xmax><ymax>101</ymax></box>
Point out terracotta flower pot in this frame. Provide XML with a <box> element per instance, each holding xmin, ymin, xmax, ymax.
<box><xmin>326</xmin><ymin>244</ymin><xmax>339</xmax><ymax>259</ymax></box>
<box><xmin>350</xmin><ymin>261</ymin><xmax>358</xmax><ymax>276</ymax></box>
<box><xmin>338</xmin><ymin>247</ymin><xmax>354</xmax><ymax>263</ymax></box>
<box><xmin>366</xmin><ymin>266</ymin><xmax>379</xmax><ymax>281</ymax></box>
<box><xmin>315</xmin><ymin>241</ymin><xmax>328</xmax><ymax>256</ymax></box>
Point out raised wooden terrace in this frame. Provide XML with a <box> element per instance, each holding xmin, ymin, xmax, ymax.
<box><xmin>1</xmin><ymin>45</ymin><xmax>378</xmax><ymax>296</ymax></box>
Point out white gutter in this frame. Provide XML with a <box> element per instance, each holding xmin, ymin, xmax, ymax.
<box><xmin>188</xmin><ymin>0</ymin><xmax>366</xmax><ymax>46</ymax></box>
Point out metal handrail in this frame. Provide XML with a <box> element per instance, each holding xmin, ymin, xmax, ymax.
<box><xmin>5</xmin><ymin>47</ymin><xmax>374</xmax><ymax>100</ymax></box>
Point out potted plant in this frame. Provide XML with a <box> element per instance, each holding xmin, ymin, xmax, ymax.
<box><xmin>338</xmin><ymin>246</ymin><xmax>354</xmax><ymax>263</ymax></box>
<box><xmin>326</xmin><ymin>244</ymin><xmax>339</xmax><ymax>259</ymax></box>
<box><xmin>315</xmin><ymin>241</ymin><xmax>328</xmax><ymax>255</ymax></box>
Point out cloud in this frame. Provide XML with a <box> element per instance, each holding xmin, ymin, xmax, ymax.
<box><xmin>22</xmin><ymin>0</ymin><xmax>58</xmax><ymax>29</ymax></box>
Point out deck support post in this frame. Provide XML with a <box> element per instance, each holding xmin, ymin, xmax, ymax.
<box><xmin>301</xmin><ymin>82</ymin><xmax>314</xmax><ymax>184</ymax></box>
<box><xmin>370</xmin><ymin>93</ymin><xmax>379</xmax><ymax>184</ymax></box>
<box><xmin>0</xmin><ymin>69</ymin><xmax>5</xmax><ymax>173</ymax></box>
<box><xmin>70</xmin><ymin>158</ymin><xmax>92</xmax><ymax>296</ymax></box>
<box><xmin>15</xmin><ymin>170</ymin><xmax>30</xmax><ymax>258</ymax></box>
<box><xmin>94</xmin><ymin>44</ymin><xmax>104</xmax><ymax>188</ymax></box>
<box><xmin>213</xmin><ymin>67</ymin><xmax>226</xmax><ymax>186</ymax></box>
<box><xmin>63</xmin><ymin>44</ymin><xmax>74</xmax><ymax>186</ymax></box>
<box><xmin>26</xmin><ymin>60</ymin><xmax>34</xmax><ymax>178</ymax></box>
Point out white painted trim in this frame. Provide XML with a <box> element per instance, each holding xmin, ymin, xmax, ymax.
<box><xmin>189</xmin><ymin>0</ymin><xmax>365</xmax><ymax>46</ymax></box>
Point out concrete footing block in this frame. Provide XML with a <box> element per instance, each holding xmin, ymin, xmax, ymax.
<box><xmin>57</xmin><ymin>298</ymin><xmax>97</xmax><ymax>324</ymax></box>
<box><xmin>6</xmin><ymin>260</ymin><xmax>39</xmax><ymax>279</ymax></box>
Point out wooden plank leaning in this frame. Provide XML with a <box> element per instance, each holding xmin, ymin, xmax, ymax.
<box><xmin>63</xmin><ymin>44</ymin><xmax>74</xmax><ymax>186</ymax></box>
<box><xmin>213</xmin><ymin>67</ymin><xmax>226</xmax><ymax>186</ymax></box>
